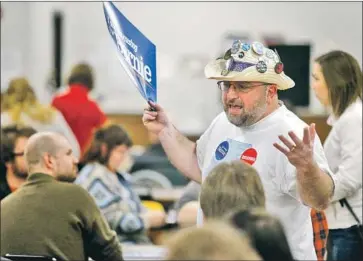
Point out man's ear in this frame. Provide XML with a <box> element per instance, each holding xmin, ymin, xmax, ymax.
<box><xmin>267</xmin><ymin>84</ymin><xmax>278</xmax><ymax>100</ymax></box>
<box><xmin>42</xmin><ymin>153</ymin><xmax>54</xmax><ymax>169</ymax></box>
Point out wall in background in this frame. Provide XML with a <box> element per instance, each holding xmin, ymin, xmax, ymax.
<box><xmin>1</xmin><ymin>2</ymin><xmax>29</xmax><ymax>89</ymax></box>
<box><xmin>1</xmin><ymin>1</ymin><xmax>362</xmax><ymax>134</ymax></box>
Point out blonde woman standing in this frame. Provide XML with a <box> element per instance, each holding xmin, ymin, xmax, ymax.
<box><xmin>1</xmin><ymin>77</ymin><xmax>80</xmax><ymax>159</ymax></box>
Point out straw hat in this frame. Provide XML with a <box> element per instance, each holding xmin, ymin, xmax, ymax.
<box><xmin>205</xmin><ymin>41</ymin><xmax>295</xmax><ymax>90</ymax></box>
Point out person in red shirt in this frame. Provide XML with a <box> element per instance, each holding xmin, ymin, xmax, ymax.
<box><xmin>52</xmin><ymin>63</ymin><xmax>107</xmax><ymax>157</ymax></box>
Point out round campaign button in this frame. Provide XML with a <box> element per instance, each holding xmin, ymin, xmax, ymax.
<box><xmin>256</xmin><ymin>61</ymin><xmax>267</xmax><ymax>73</ymax></box>
<box><xmin>274</xmin><ymin>62</ymin><xmax>284</xmax><ymax>74</ymax></box>
<box><xmin>215</xmin><ymin>141</ymin><xmax>229</xmax><ymax>160</ymax></box>
<box><xmin>232</xmin><ymin>40</ymin><xmax>241</xmax><ymax>49</ymax></box>
<box><xmin>241</xmin><ymin>43</ymin><xmax>251</xmax><ymax>52</ymax></box>
<box><xmin>240</xmin><ymin>148</ymin><xmax>257</xmax><ymax>165</ymax></box>
<box><xmin>252</xmin><ymin>42</ymin><xmax>264</xmax><ymax>55</ymax></box>
<box><xmin>231</xmin><ymin>40</ymin><xmax>241</xmax><ymax>54</ymax></box>
<box><xmin>231</xmin><ymin>46</ymin><xmax>239</xmax><ymax>54</ymax></box>
<box><xmin>265</xmin><ymin>49</ymin><xmax>275</xmax><ymax>59</ymax></box>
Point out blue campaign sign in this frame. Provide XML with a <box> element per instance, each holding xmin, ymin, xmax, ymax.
<box><xmin>103</xmin><ymin>1</ymin><xmax>157</xmax><ymax>103</ymax></box>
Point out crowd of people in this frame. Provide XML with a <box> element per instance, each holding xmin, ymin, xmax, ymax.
<box><xmin>1</xmin><ymin>40</ymin><xmax>362</xmax><ymax>261</ymax></box>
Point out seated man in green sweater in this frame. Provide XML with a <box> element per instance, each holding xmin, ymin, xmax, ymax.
<box><xmin>1</xmin><ymin>132</ymin><xmax>124</xmax><ymax>261</ymax></box>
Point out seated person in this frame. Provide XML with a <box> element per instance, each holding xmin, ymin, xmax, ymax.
<box><xmin>229</xmin><ymin>208</ymin><xmax>295</xmax><ymax>261</ymax></box>
<box><xmin>175</xmin><ymin>165</ymin><xmax>328</xmax><ymax>259</ymax></box>
<box><xmin>1</xmin><ymin>77</ymin><xmax>80</xmax><ymax>159</ymax></box>
<box><xmin>130</xmin><ymin>132</ymin><xmax>189</xmax><ymax>187</ymax></box>
<box><xmin>172</xmin><ymin>181</ymin><xmax>200</xmax><ymax>227</ymax></box>
<box><xmin>165</xmin><ymin>220</ymin><xmax>261</xmax><ymax>260</ymax></box>
<box><xmin>0</xmin><ymin>125</ymin><xmax>36</xmax><ymax>200</ymax></box>
<box><xmin>51</xmin><ymin>63</ymin><xmax>107</xmax><ymax>157</ymax></box>
<box><xmin>172</xmin><ymin>161</ymin><xmax>265</xmax><ymax>226</ymax></box>
<box><xmin>200</xmin><ymin>160</ymin><xmax>266</xmax><ymax>221</ymax></box>
<box><xmin>1</xmin><ymin>132</ymin><xmax>123</xmax><ymax>261</ymax></box>
<box><xmin>75</xmin><ymin>124</ymin><xmax>166</xmax><ymax>244</ymax></box>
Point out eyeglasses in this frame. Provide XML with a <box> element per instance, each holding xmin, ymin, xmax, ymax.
<box><xmin>217</xmin><ymin>81</ymin><xmax>269</xmax><ymax>93</ymax></box>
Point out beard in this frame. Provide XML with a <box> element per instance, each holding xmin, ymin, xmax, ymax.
<box><xmin>223</xmin><ymin>94</ymin><xmax>268</xmax><ymax>127</ymax></box>
<box><xmin>13</xmin><ymin>164</ymin><xmax>28</xmax><ymax>179</ymax></box>
<box><xmin>56</xmin><ymin>165</ymin><xmax>78</xmax><ymax>183</ymax></box>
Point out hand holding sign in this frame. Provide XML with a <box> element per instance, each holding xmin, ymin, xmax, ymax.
<box><xmin>142</xmin><ymin>101</ymin><xmax>171</xmax><ymax>136</ymax></box>
<box><xmin>103</xmin><ymin>1</ymin><xmax>157</xmax><ymax>104</ymax></box>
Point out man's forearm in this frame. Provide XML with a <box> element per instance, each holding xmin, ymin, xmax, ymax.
<box><xmin>296</xmin><ymin>161</ymin><xmax>334</xmax><ymax>210</ymax></box>
<box><xmin>158</xmin><ymin>125</ymin><xmax>202</xmax><ymax>183</ymax></box>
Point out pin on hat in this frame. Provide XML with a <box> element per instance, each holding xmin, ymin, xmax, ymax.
<box><xmin>223</xmin><ymin>49</ymin><xmax>232</xmax><ymax>60</ymax></box>
<box><xmin>273</xmin><ymin>49</ymin><xmax>284</xmax><ymax>74</ymax></box>
<box><xmin>241</xmin><ymin>43</ymin><xmax>250</xmax><ymax>51</ymax></box>
<box><xmin>231</xmin><ymin>40</ymin><xmax>241</xmax><ymax>54</ymax></box>
<box><xmin>256</xmin><ymin>61</ymin><xmax>267</xmax><ymax>73</ymax></box>
<box><xmin>231</xmin><ymin>47</ymin><xmax>239</xmax><ymax>54</ymax></box>
<box><xmin>275</xmin><ymin>62</ymin><xmax>284</xmax><ymax>74</ymax></box>
<box><xmin>204</xmin><ymin>40</ymin><xmax>295</xmax><ymax>90</ymax></box>
<box><xmin>252</xmin><ymin>42</ymin><xmax>264</xmax><ymax>55</ymax></box>
<box><xmin>232</xmin><ymin>40</ymin><xmax>241</xmax><ymax>49</ymax></box>
<box><xmin>265</xmin><ymin>49</ymin><xmax>275</xmax><ymax>59</ymax></box>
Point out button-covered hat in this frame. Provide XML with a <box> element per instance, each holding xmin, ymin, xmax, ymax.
<box><xmin>205</xmin><ymin>41</ymin><xmax>295</xmax><ymax>90</ymax></box>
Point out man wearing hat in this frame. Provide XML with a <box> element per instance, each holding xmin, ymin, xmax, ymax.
<box><xmin>142</xmin><ymin>41</ymin><xmax>335</xmax><ymax>260</ymax></box>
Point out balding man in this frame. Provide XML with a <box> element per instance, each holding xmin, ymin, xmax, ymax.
<box><xmin>1</xmin><ymin>132</ymin><xmax>124</xmax><ymax>261</ymax></box>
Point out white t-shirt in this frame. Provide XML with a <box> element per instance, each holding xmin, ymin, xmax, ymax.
<box><xmin>196</xmin><ymin>103</ymin><xmax>333</xmax><ymax>260</ymax></box>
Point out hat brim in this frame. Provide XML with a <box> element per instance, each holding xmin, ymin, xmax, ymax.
<box><xmin>205</xmin><ymin>59</ymin><xmax>295</xmax><ymax>90</ymax></box>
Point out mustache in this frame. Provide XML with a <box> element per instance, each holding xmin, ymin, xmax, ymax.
<box><xmin>226</xmin><ymin>100</ymin><xmax>244</xmax><ymax>107</ymax></box>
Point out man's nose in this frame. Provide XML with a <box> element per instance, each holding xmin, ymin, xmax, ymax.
<box><xmin>226</xmin><ymin>85</ymin><xmax>239</xmax><ymax>98</ymax></box>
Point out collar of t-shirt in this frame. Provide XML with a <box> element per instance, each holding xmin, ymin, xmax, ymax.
<box><xmin>239</xmin><ymin>101</ymin><xmax>287</xmax><ymax>132</ymax></box>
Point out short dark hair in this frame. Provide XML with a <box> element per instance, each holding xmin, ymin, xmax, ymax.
<box><xmin>229</xmin><ymin>208</ymin><xmax>294</xmax><ymax>261</ymax></box>
<box><xmin>1</xmin><ymin>125</ymin><xmax>37</xmax><ymax>163</ymax></box>
<box><xmin>67</xmin><ymin>63</ymin><xmax>94</xmax><ymax>91</ymax></box>
<box><xmin>82</xmin><ymin>124</ymin><xmax>133</xmax><ymax>165</ymax></box>
<box><xmin>315</xmin><ymin>50</ymin><xmax>362</xmax><ymax>117</ymax></box>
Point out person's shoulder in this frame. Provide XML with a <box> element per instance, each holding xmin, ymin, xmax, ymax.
<box><xmin>54</xmin><ymin>86</ymin><xmax>71</xmax><ymax>98</ymax></box>
<box><xmin>117</xmin><ymin>171</ymin><xmax>133</xmax><ymax>182</ymax></box>
<box><xmin>76</xmin><ymin>163</ymin><xmax>101</xmax><ymax>182</ymax></box>
<box><xmin>213</xmin><ymin>111</ymin><xmax>228</xmax><ymax>123</ymax></box>
<box><xmin>337</xmin><ymin>100</ymin><xmax>362</xmax><ymax>127</ymax></box>
<box><xmin>57</xmin><ymin>181</ymin><xmax>99</xmax><ymax>206</ymax></box>
<box><xmin>277</xmin><ymin>106</ymin><xmax>308</xmax><ymax>131</ymax></box>
<box><xmin>88</xmin><ymin>99</ymin><xmax>105</xmax><ymax>114</ymax></box>
<box><xmin>57</xmin><ymin>181</ymin><xmax>88</xmax><ymax>195</ymax></box>
<box><xmin>0</xmin><ymin>190</ymin><xmax>17</xmax><ymax>207</ymax></box>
